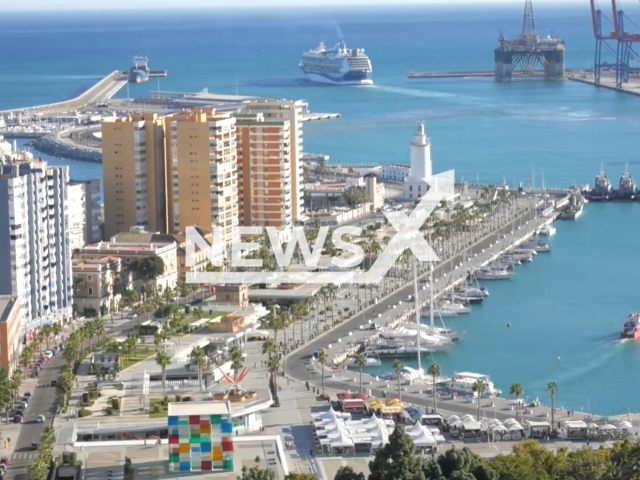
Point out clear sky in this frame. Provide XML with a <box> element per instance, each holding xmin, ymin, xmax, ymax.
<box><xmin>3</xmin><ymin>0</ymin><xmax>588</xmax><ymax>12</ymax></box>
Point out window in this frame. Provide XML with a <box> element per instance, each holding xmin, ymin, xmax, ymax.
<box><xmin>88</xmin><ymin>287</ymin><xmax>93</xmax><ymax>296</ymax></box>
<box><xmin>409</xmin><ymin>186</ymin><xmax>413</xmax><ymax>191</ymax></box>
<box><xmin>88</xmin><ymin>275</ymin><xmax>93</xmax><ymax>282</ymax></box>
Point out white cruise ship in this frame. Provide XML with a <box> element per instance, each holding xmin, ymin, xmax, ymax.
<box><xmin>299</xmin><ymin>40</ymin><xmax>373</xmax><ymax>86</ymax></box>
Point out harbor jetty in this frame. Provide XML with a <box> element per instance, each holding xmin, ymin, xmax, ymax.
<box><xmin>0</xmin><ymin>71</ymin><xmax>127</xmax><ymax>118</ymax></box>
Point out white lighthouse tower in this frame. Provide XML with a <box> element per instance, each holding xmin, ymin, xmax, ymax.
<box><xmin>403</xmin><ymin>122</ymin><xmax>433</xmax><ymax>200</ymax></box>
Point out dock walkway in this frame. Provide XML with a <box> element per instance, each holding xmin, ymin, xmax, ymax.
<box><xmin>0</xmin><ymin>71</ymin><xmax>128</xmax><ymax>117</ymax></box>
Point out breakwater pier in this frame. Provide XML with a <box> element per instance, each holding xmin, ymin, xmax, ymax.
<box><xmin>0</xmin><ymin>71</ymin><xmax>127</xmax><ymax>118</ymax></box>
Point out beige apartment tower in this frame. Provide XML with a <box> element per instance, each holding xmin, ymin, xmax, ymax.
<box><xmin>164</xmin><ymin>109</ymin><xmax>239</xmax><ymax>245</ymax></box>
<box><xmin>101</xmin><ymin>103</ymin><xmax>303</xmax><ymax>244</ymax></box>
<box><xmin>102</xmin><ymin>113</ymin><xmax>167</xmax><ymax>239</ymax></box>
<box><xmin>236</xmin><ymin>112</ymin><xmax>293</xmax><ymax>229</ymax></box>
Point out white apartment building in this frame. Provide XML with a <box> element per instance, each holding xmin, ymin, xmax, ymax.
<box><xmin>68</xmin><ymin>179</ymin><xmax>102</xmax><ymax>251</ymax></box>
<box><xmin>0</xmin><ymin>160</ymin><xmax>73</xmax><ymax>334</ymax></box>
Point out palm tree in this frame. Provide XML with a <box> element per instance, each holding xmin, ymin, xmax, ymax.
<box><xmin>190</xmin><ymin>347</ymin><xmax>207</xmax><ymax>391</ymax></box>
<box><xmin>267</xmin><ymin>355</ymin><xmax>281</xmax><ymax>405</ymax></box>
<box><xmin>230</xmin><ymin>346</ymin><xmax>244</xmax><ymax>383</ymax></box>
<box><xmin>427</xmin><ymin>363</ymin><xmax>441</xmax><ymax>413</ymax></box>
<box><xmin>392</xmin><ymin>358</ymin><xmax>403</xmax><ymax>401</ymax></box>
<box><xmin>510</xmin><ymin>382</ymin><xmax>524</xmax><ymax>422</ymax></box>
<box><xmin>270</xmin><ymin>309</ymin><xmax>284</xmax><ymax>352</ymax></box>
<box><xmin>472</xmin><ymin>380</ymin><xmax>487</xmax><ymax>421</ymax></box>
<box><xmin>261</xmin><ymin>338</ymin><xmax>276</xmax><ymax>361</ymax></box>
<box><xmin>41</xmin><ymin>325</ymin><xmax>53</xmax><ymax>350</ymax></box>
<box><xmin>155</xmin><ymin>350</ymin><xmax>171</xmax><ymax>392</ymax></box>
<box><xmin>547</xmin><ymin>382</ymin><xmax>558</xmax><ymax>430</ymax></box>
<box><xmin>318</xmin><ymin>349</ymin><xmax>328</xmax><ymax>395</ymax></box>
<box><xmin>354</xmin><ymin>354</ymin><xmax>367</xmax><ymax>394</ymax></box>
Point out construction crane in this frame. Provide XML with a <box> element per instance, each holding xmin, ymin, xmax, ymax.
<box><xmin>590</xmin><ymin>0</ymin><xmax>640</xmax><ymax>87</ymax></box>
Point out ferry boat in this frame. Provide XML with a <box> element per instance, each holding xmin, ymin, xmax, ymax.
<box><xmin>587</xmin><ymin>166</ymin><xmax>612</xmax><ymax>202</ymax></box>
<box><xmin>621</xmin><ymin>313</ymin><xmax>640</xmax><ymax>339</ymax></box>
<box><xmin>449</xmin><ymin>372</ymin><xmax>502</xmax><ymax>397</ymax></box>
<box><xmin>613</xmin><ymin>165</ymin><xmax>637</xmax><ymax>201</ymax></box>
<box><xmin>299</xmin><ymin>40</ymin><xmax>373</xmax><ymax>86</ymax></box>
<box><xmin>129</xmin><ymin>56</ymin><xmax>150</xmax><ymax>83</ymax></box>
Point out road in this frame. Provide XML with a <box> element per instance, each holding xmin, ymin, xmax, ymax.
<box><xmin>3</xmin><ymin>313</ymin><xmax>147</xmax><ymax>480</ymax></box>
<box><xmin>286</xmin><ymin>207</ymin><xmax>538</xmax><ymax>398</ymax></box>
<box><xmin>5</xmin><ymin>354</ymin><xmax>64</xmax><ymax>480</ymax></box>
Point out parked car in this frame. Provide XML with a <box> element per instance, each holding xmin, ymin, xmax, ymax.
<box><xmin>50</xmin><ymin>380</ymin><xmax>57</xmax><ymax>387</ymax></box>
<box><xmin>23</xmin><ymin>392</ymin><xmax>31</xmax><ymax>399</ymax></box>
<box><xmin>30</xmin><ymin>442</ymin><xmax>38</xmax><ymax>450</ymax></box>
<box><xmin>0</xmin><ymin>458</ymin><xmax>9</xmax><ymax>466</ymax></box>
<box><xmin>43</xmin><ymin>351</ymin><xmax>53</xmax><ymax>359</ymax></box>
<box><xmin>36</xmin><ymin>415</ymin><xmax>45</xmax><ymax>423</ymax></box>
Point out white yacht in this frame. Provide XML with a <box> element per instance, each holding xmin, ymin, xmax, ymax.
<box><xmin>520</xmin><ymin>238</ymin><xmax>551</xmax><ymax>253</ymax></box>
<box><xmin>345</xmin><ymin>354</ymin><xmax>382</xmax><ymax>368</ymax></box>
<box><xmin>474</xmin><ymin>268</ymin><xmax>515</xmax><ymax>280</ymax></box>
<box><xmin>536</xmin><ymin>224</ymin><xmax>557</xmax><ymax>236</ymax></box>
<box><xmin>449</xmin><ymin>372</ymin><xmax>502</xmax><ymax>397</ymax></box>
<box><xmin>423</xmin><ymin>307</ymin><xmax>458</xmax><ymax>318</ymax></box>
<box><xmin>502</xmin><ymin>252</ymin><xmax>533</xmax><ymax>263</ymax></box>
<box><xmin>439</xmin><ymin>300</ymin><xmax>471</xmax><ymax>314</ymax></box>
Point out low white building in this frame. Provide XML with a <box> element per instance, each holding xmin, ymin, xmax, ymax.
<box><xmin>381</xmin><ymin>164</ymin><xmax>410</xmax><ymax>182</ymax></box>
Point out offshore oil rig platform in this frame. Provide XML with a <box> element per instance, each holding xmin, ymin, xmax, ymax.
<box><xmin>409</xmin><ymin>0</ymin><xmax>564</xmax><ymax>82</ymax></box>
<box><xmin>494</xmin><ymin>0</ymin><xmax>564</xmax><ymax>81</ymax></box>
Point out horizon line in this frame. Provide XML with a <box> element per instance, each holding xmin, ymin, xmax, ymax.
<box><xmin>0</xmin><ymin>0</ymin><xmax>589</xmax><ymax>14</ymax></box>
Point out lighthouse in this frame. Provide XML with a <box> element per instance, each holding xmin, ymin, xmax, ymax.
<box><xmin>403</xmin><ymin>122</ymin><xmax>433</xmax><ymax>200</ymax></box>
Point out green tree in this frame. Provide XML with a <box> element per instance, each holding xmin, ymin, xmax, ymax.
<box><xmin>189</xmin><ymin>347</ymin><xmax>207</xmax><ymax>391</ymax></box>
<box><xmin>438</xmin><ymin>447</ymin><xmax>497</xmax><ymax>480</ymax></box>
<box><xmin>392</xmin><ymin>358</ymin><xmax>403</xmax><ymax>401</ymax></box>
<box><xmin>547</xmin><ymin>382</ymin><xmax>558</xmax><ymax>431</ymax></box>
<box><xmin>230</xmin><ymin>346</ymin><xmax>244</xmax><ymax>383</ymax></box>
<box><xmin>427</xmin><ymin>363</ymin><xmax>441</xmax><ymax>413</ymax></box>
<box><xmin>368</xmin><ymin>425</ymin><xmax>426</xmax><ymax>480</ymax></box>
<box><xmin>565</xmin><ymin>447</ymin><xmax>612</xmax><ymax>480</ymax></box>
<box><xmin>261</xmin><ymin>338</ymin><xmax>276</xmax><ymax>360</ymax></box>
<box><xmin>354</xmin><ymin>354</ymin><xmax>367</xmax><ymax>394</ymax></box>
<box><xmin>334</xmin><ymin>466</ymin><xmax>365</xmax><ymax>480</ymax></box>
<box><xmin>509</xmin><ymin>382</ymin><xmax>524</xmax><ymax>422</ymax></box>
<box><xmin>267</xmin><ymin>355</ymin><xmax>281</xmax><ymax>406</ymax></box>
<box><xmin>155</xmin><ymin>350</ymin><xmax>171</xmax><ymax>392</ymax></box>
<box><xmin>240</xmin><ymin>465</ymin><xmax>276</xmax><ymax>480</ymax></box>
<box><xmin>489</xmin><ymin>440</ymin><xmax>557</xmax><ymax>480</ymax></box>
<box><xmin>472</xmin><ymin>380</ymin><xmax>486</xmax><ymax>421</ymax></box>
<box><xmin>339</xmin><ymin>186</ymin><xmax>369</xmax><ymax>208</ymax></box>
<box><xmin>318</xmin><ymin>349</ymin><xmax>327</xmax><ymax>395</ymax></box>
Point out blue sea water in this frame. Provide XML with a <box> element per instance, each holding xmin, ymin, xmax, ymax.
<box><xmin>2</xmin><ymin>5</ymin><xmax>640</xmax><ymax>413</ymax></box>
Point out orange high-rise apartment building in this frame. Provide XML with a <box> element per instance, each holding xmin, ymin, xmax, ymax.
<box><xmin>102</xmin><ymin>102</ymin><xmax>305</xmax><ymax>243</ymax></box>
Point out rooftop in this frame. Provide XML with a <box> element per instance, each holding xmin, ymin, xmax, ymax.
<box><xmin>0</xmin><ymin>296</ymin><xmax>17</xmax><ymax>323</ymax></box>
<box><xmin>167</xmin><ymin>400</ymin><xmax>231</xmax><ymax>417</ymax></box>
